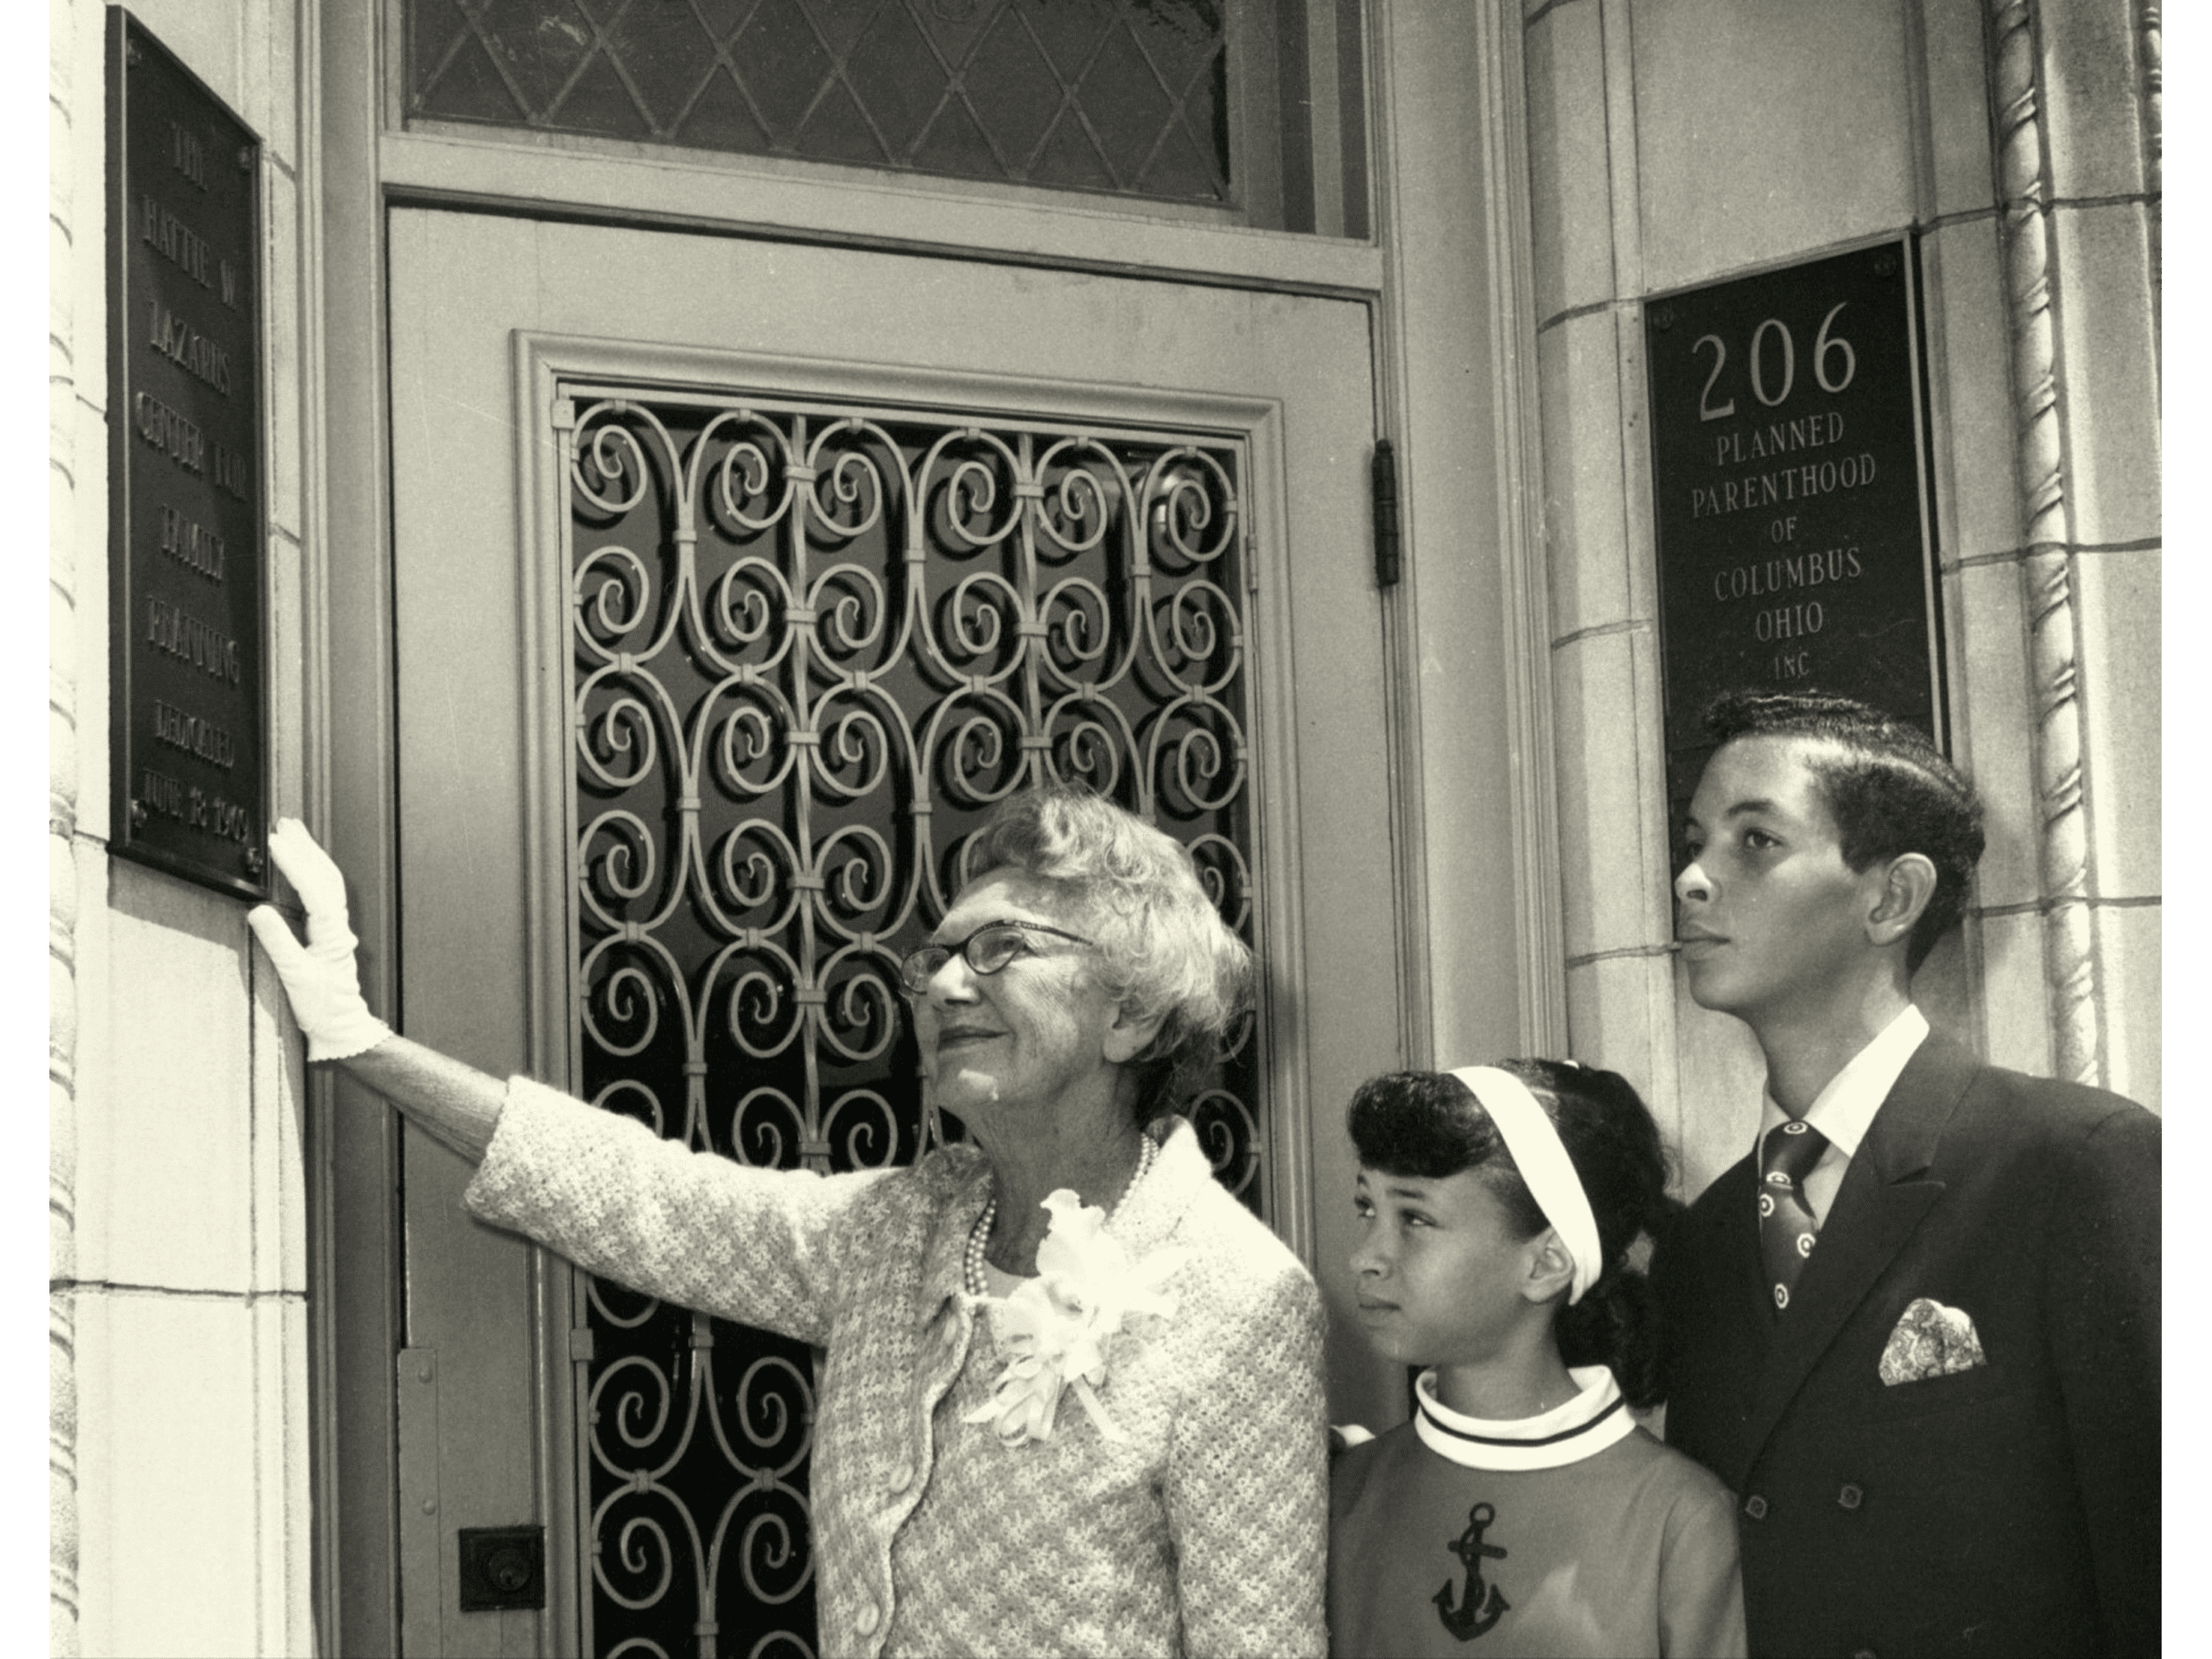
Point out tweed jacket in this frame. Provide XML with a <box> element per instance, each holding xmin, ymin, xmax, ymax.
<box><xmin>1655</xmin><ymin>1033</ymin><xmax>2159</xmax><ymax>1657</ymax></box>
<box><xmin>465</xmin><ymin>1076</ymin><xmax>1330</xmax><ymax>1659</ymax></box>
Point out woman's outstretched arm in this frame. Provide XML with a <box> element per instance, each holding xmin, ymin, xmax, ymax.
<box><xmin>248</xmin><ymin>817</ymin><xmax>505</xmax><ymax>1162</ymax></box>
<box><xmin>340</xmin><ymin>1037</ymin><xmax>505</xmax><ymax>1162</ymax></box>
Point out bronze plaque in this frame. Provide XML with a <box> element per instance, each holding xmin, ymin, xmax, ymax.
<box><xmin>106</xmin><ymin>12</ymin><xmax>268</xmax><ymax>899</ymax></box>
<box><xmin>1646</xmin><ymin>238</ymin><xmax>1946</xmax><ymax>831</ymax></box>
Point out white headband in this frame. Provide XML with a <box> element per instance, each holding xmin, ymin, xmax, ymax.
<box><xmin>1448</xmin><ymin>1065</ymin><xmax>1603</xmax><ymax>1305</ymax></box>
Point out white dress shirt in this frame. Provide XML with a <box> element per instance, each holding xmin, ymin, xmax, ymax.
<box><xmin>1756</xmin><ymin>1003</ymin><xmax>1930</xmax><ymax>1228</ymax></box>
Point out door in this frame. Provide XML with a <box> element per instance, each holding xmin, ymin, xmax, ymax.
<box><xmin>385</xmin><ymin>206</ymin><xmax>1402</xmax><ymax>1655</ymax></box>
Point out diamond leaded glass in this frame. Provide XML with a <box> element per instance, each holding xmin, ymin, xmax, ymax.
<box><xmin>407</xmin><ymin>0</ymin><xmax>1233</xmax><ymax>205</ymax></box>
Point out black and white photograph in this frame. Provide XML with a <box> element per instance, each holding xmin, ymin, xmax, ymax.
<box><xmin>32</xmin><ymin>3</ymin><xmax>2170</xmax><ymax>1655</ymax></box>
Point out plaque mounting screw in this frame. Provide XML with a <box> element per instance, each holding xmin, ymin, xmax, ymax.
<box><xmin>245</xmin><ymin>846</ymin><xmax>265</xmax><ymax>877</ymax></box>
<box><xmin>1874</xmin><ymin>254</ymin><xmax>1897</xmax><ymax>276</ymax></box>
<box><xmin>1652</xmin><ymin>308</ymin><xmax>1675</xmax><ymax>333</ymax></box>
<box><xmin>125</xmin><ymin>41</ymin><xmax>141</xmax><ymax>66</ymax></box>
<box><xmin>129</xmin><ymin>799</ymin><xmax>149</xmax><ymax>830</ymax></box>
<box><xmin>238</xmin><ymin>146</ymin><xmax>252</xmax><ymax>171</ymax></box>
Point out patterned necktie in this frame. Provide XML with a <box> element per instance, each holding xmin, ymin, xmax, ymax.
<box><xmin>1758</xmin><ymin>1118</ymin><xmax>1830</xmax><ymax>1314</ymax></box>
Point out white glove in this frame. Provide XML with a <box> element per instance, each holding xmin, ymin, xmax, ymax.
<box><xmin>246</xmin><ymin>817</ymin><xmax>394</xmax><ymax>1062</ymax></box>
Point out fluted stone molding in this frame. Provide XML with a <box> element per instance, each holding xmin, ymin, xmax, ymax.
<box><xmin>1989</xmin><ymin>0</ymin><xmax>2101</xmax><ymax>1087</ymax></box>
<box><xmin>2140</xmin><ymin>3</ymin><xmax>2161</xmax><ymax>313</ymax></box>
<box><xmin>48</xmin><ymin>0</ymin><xmax>82</xmax><ymax>1650</ymax></box>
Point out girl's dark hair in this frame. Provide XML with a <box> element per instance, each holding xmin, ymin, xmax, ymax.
<box><xmin>1346</xmin><ymin>1061</ymin><xmax>1681</xmax><ymax>1408</ymax></box>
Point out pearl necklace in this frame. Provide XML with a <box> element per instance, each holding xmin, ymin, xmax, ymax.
<box><xmin>965</xmin><ymin>1132</ymin><xmax>1158</xmax><ymax>1297</ymax></box>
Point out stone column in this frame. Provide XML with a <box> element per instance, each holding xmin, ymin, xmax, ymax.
<box><xmin>1986</xmin><ymin>0</ymin><xmax>2161</xmax><ymax>1097</ymax></box>
<box><xmin>1989</xmin><ymin>0</ymin><xmax>2098</xmax><ymax>1085</ymax></box>
<box><xmin>48</xmin><ymin>0</ymin><xmax>85</xmax><ymax>1649</ymax></box>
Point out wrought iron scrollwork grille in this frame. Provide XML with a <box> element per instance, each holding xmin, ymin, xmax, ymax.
<box><xmin>560</xmin><ymin>388</ymin><xmax>1262</xmax><ymax>1657</ymax></box>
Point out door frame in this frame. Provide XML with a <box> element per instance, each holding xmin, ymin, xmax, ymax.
<box><xmin>379</xmin><ymin>200</ymin><xmax>1393</xmax><ymax>1649</ymax></box>
<box><xmin>309</xmin><ymin>4</ymin><xmax>1556</xmax><ymax>1652</ymax></box>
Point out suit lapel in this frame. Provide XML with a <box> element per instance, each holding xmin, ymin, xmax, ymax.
<box><xmin>1738</xmin><ymin>1033</ymin><xmax>1981</xmax><ymax>1465</ymax></box>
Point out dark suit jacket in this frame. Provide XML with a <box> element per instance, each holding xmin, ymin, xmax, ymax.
<box><xmin>1655</xmin><ymin>1033</ymin><xmax>2158</xmax><ymax>1658</ymax></box>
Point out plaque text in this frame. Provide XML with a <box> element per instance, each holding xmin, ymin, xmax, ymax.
<box><xmin>111</xmin><ymin>16</ymin><xmax>285</xmax><ymax>895</ymax></box>
<box><xmin>1646</xmin><ymin>240</ymin><xmax>1945</xmax><ymax>834</ymax></box>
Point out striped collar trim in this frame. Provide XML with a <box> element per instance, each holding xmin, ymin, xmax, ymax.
<box><xmin>1412</xmin><ymin>1365</ymin><xmax>1636</xmax><ymax>1470</ymax></box>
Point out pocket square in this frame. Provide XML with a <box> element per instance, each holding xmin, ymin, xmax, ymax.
<box><xmin>1878</xmin><ymin>1297</ymin><xmax>1986</xmax><ymax>1386</ymax></box>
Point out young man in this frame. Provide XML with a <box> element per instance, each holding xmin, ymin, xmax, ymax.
<box><xmin>1653</xmin><ymin>690</ymin><xmax>2158</xmax><ymax>1658</ymax></box>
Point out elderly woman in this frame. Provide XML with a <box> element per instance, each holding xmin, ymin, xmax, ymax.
<box><xmin>250</xmin><ymin>785</ymin><xmax>1326</xmax><ymax>1658</ymax></box>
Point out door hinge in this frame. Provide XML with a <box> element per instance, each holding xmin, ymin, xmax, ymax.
<box><xmin>397</xmin><ymin>1347</ymin><xmax>443</xmax><ymax>1655</ymax></box>
<box><xmin>1370</xmin><ymin>438</ymin><xmax>1402</xmax><ymax>588</ymax></box>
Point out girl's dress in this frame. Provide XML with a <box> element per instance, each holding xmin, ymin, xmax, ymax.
<box><xmin>1329</xmin><ymin>1365</ymin><xmax>1745</xmax><ymax>1658</ymax></box>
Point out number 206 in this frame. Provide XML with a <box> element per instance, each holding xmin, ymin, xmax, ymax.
<box><xmin>1694</xmin><ymin>302</ymin><xmax>1855</xmax><ymax>420</ymax></box>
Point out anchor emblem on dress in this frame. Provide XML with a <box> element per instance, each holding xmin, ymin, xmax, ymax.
<box><xmin>1433</xmin><ymin>1501</ymin><xmax>1510</xmax><ymax>1641</ymax></box>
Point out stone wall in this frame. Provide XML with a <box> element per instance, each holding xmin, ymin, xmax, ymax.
<box><xmin>51</xmin><ymin>3</ymin><xmax>315</xmax><ymax>1653</ymax></box>
<box><xmin>1520</xmin><ymin>0</ymin><xmax>2160</xmax><ymax>1192</ymax></box>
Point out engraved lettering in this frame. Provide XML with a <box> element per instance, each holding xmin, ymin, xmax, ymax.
<box><xmin>169</xmin><ymin>122</ymin><xmax>208</xmax><ymax>192</ymax></box>
<box><xmin>138</xmin><ymin>194</ymin><xmax>213</xmax><ymax>288</ymax></box>
<box><xmin>1708</xmin><ymin>413</ymin><xmax>1844</xmax><ymax>472</ymax></box>
<box><xmin>143</xmin><ymin>769</ymin><xmax>254</xmax><ymax>842</ymax></box>
<box><xmin>1689</xmin><ymin>454</ymin><xmax>1877</xmax><ymax>519</ymax></box>
<box><xmin>156</xmin><ymin>504</ymin><xmax>226</xmax><ymax>582</ymax></box>
<box><xmin>133</xmin><ymin>391</ymin><xmax>204</xmax><ymax>474</ymax></box>
<box><xmin>219</xmin><ymin>258</ymin><xmax>238</xmax><ymax>310</ymax></box>
<box><xmin>151</xmin><ymin>698</ymin><xmax>238</xmax><ymax>770</ymax></box>
<box><xmin>212</xmin><ymin>442</ymin><xmax>252</xmax><ymax>503</ymax></box>
<box><xmin>1695</xmin><ymin>334</ymin><xmax>1735</xmax><ymax>421</ymax></box>
<box><xmin>144</xmin><ymin>596</ymin><xmax>242</xmax><ymax>684</ymax></box>
<box><xmin>1753</xmin><ymin>601</ymin><xmax>1826</xmax><ymax>643</ymax></box>
<box><xmin>147</xmin><ymin>299</ymin><xmax>231</xmax><ymax>395</ymax></box>
<box><xmin>1749</xmin><ymin>318</ymin><xmax>1796</xmax><ymax>407</ymax></box>
<box><xmin>140</xmin><ymin>766</ymin><xmax>187</xmax><ymax>821</ymax></box>
<box><xmin>1710</xmin><ymin>546</ymin><xmax>1862</xmax><ymax>604</ymax></box>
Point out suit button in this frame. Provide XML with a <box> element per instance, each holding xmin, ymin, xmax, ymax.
<box><xmin>887</xmin><ymin>1461</ymin><xmax>913</xmax><ymax>1496</ymax></box>
<box><xmin>1838</xmin><ymin>1483</ymin><xmax>1863</xmax><ymax>1510</ymax></box>
<box><xmin>856</xmin><ymin>1602</ymin><xmax>880</xmax><ymax>1636</ymax></box>
<box><xmin>1743</xmin><ymin>1495</ymin><xmax>1768</xmax><ymax>1520</ymax></box>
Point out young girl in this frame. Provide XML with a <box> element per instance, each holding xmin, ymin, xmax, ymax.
<box><xmin>1329</xmin><ymin>1061</ymin><xmax>1745</xmax><ymax>1658</ymax></box>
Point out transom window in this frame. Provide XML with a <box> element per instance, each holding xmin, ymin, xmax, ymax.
<box><xmin>403</xmin><ymin>0</ymin><xmax>1370</xmax><ymax>232</ymax></box>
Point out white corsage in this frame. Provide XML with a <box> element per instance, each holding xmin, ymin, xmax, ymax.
<box><xmin>963</xmin><ymin>1189</ymin><xmax>1187</xmax><ymax>1446</ymax></box>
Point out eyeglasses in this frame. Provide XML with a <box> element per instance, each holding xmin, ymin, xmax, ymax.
<box><xmin>898</xmin><ymin>920</ymin><xmax>1093</xmax><ymax>995</ymax></box>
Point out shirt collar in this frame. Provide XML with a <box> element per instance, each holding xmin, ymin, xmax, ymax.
<box><xmin>1411</xmin><ymin>1364</ymin><xmax>1636</xmax><ymax>1471</ymax></box>
<box><xmin>1758</xmin><ymin>1003</ymin><xmax>1930</xmax><ymax>1158</ymax></box>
